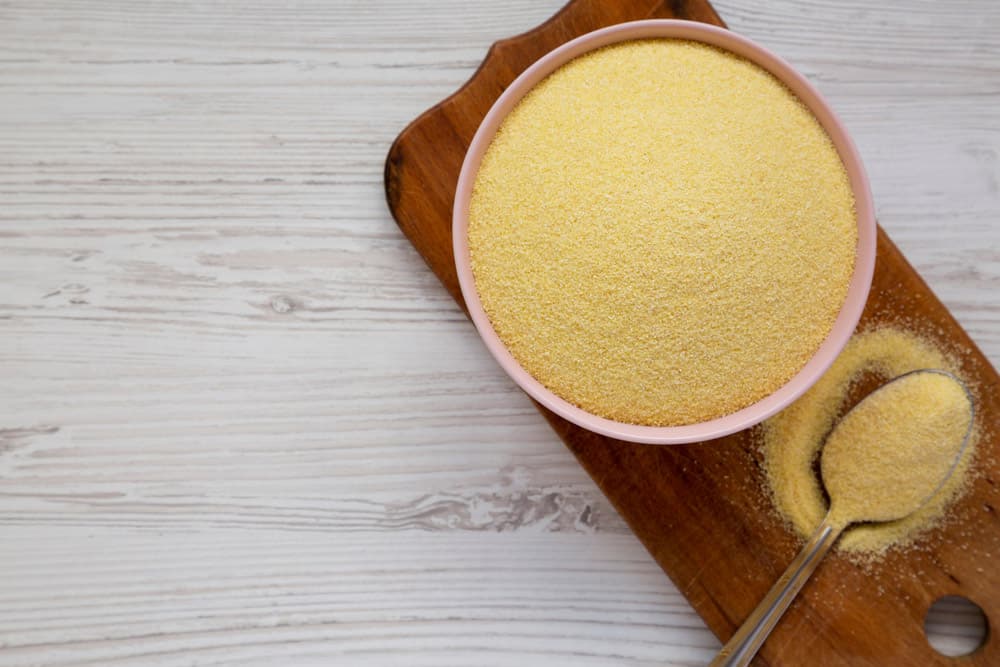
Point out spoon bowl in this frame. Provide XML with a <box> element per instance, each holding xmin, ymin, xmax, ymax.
<box><xmin>821</xmin><ymin>368</ymin><xmax>975</xmax><ymax>526</ymax></box>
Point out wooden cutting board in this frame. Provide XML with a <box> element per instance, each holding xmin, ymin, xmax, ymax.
<box><xmin>383</xmin><ymin>1</ymin><xmax>1000</xmax><ymax>664</ymax></box>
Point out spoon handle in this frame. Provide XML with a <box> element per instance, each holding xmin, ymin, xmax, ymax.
<box><xmin>709</xmin><ymin>515</ymin><xmax>842</xmax><ymax>667</ymax></box>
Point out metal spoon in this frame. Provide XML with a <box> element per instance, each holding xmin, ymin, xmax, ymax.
<box><xmin>710</xmin><ymin>369</ymin><xmax>975</xmax><ymax>667</ymax></box>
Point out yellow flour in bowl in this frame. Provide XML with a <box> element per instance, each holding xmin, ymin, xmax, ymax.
<box><xmin>469</xmin><ymin>39</ymin><xmax>857</xmax><ymax>426</ymax></box>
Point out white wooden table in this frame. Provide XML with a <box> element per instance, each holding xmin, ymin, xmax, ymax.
<box><xmin>1</xmin><ymin>1</ymin><xmax>997</xmax><ymax>665</ymax></box>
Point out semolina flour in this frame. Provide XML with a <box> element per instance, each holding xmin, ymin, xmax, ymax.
<box><xmin>469</xmin><ymin>39</ymin><xmax>857</xmax><ymax>426</ymax></box>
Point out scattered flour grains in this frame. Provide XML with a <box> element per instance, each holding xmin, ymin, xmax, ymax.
<box><xmin>469</xmin><ymin>39</ymin><xmax>857</xmax><ymax>426</ymax></box>
<box><xmin>763</xmin><ymin>327</ymin><xmax>979</xmax><ymax>555</ymax></box>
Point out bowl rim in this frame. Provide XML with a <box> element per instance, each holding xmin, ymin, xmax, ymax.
<box><xmin>452</xmin><ymin>19</ymin><xmax>877</xmax><ymax>445</ymax></box>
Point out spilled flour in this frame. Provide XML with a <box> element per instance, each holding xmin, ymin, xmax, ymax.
<box><xmin>762</xmin><ymin>327</ymin><xmax>979</xmax><ymax>555</ymax></box>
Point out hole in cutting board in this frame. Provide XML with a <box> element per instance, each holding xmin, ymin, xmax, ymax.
<box><xmin>924</xmin><ymin>596</ymin><xmax>989</xmax><ymax>657</ymax></box>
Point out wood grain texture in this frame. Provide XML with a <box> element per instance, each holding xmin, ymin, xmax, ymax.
<box><xmin>1</xmin><ymin>0</ymin><xmax>998</xmax><ymax>665</ymax></box>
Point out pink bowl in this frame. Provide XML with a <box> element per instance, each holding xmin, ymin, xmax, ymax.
<box><xmin>453</xmin><ymin>20</ymin><xmax>876</xmax><ymax>445</ymax></box>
